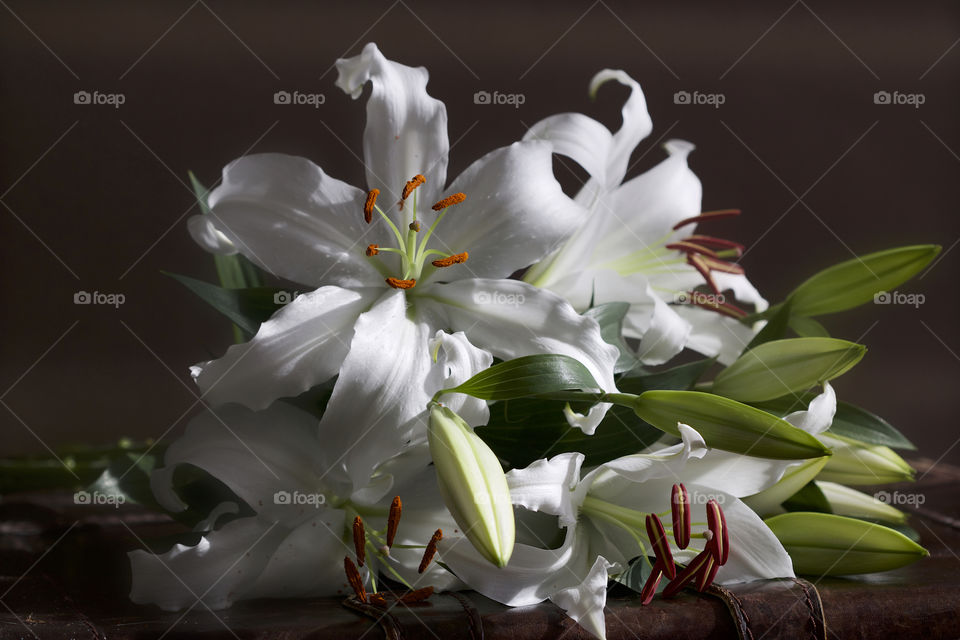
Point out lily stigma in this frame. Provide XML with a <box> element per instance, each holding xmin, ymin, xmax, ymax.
<box><xmin>362</xmin><ymin>174</ymin><xmax>469</xmax><ymax>289</ymax></box>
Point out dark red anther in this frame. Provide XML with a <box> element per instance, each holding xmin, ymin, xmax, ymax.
<box><xmin>352</xmin><ymin>516</ymin><xmax>366</xmax><ymax>566</ymax></box>
<box><xmin>706</xmin><ymin>499</ymin><xmax>729</xmax><ymax>565</ymax></box>
<box><xmin>663</xmin><ymin>548</ymin><xmax>714</xmax><ymax>598</ymax></box>
<box><xmin>344</xmin><ymin>556</ymin><xmax>367</xmax><ymax>603</ymax></box>
<box><xmin>687</xmin><ymin>254</ymin><xmax>720</xmax><ymax>294</ymax></box>
<box><xmin>695</xmin><ymin>555</ymin><xmax>720</xmax><ymax>592</ymax></box>
<box><xmin>419</xmin><ymin>529</ymin><xmax>442</xmax><ymax>574</ymax></box>
<box><xmin>699</xmin><ymin>256</ymin><xmax>745</xmax><ymax>275</ymax></box>
<box><xmin>690</xmin><ymin>295</ymin><xmax>749</xmax><ymax>319</ymax></box>
<box><xmin>640</xmin><ymin>561</ymin><xmax>664</xmax><ymax>605</ymax></box>
<box><xmin>645</xmin><ymin>513</ymin><xmax>676</xmax><ymax>579</ymax></box>
<box><xmin>686</xmin><ymin>234</ymin><xmax>745</xmax><ymax>255</ymax></box>
<box><xmin>386</xmin><ymin>496</ymin><xmax>402</xmax><ymax>548</ymax></box>
<box><xmin>672</xmin><ymin>209</ymin><xmax>741</xmax><ymax>231</ymax></box>
<box><xmin>665</xmin><ymin>241</ymin><xmax>721</xmax><ymax>259</ymax></box>
<box><xmin>671</xmin><ymin>484</ymin><xmax>691</xmax><ymax>550</ymax></box>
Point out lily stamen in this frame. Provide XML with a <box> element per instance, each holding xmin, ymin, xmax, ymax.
<box><xmin>386</xmin><ymin>496</ymin><xmax>402</xmax><ymax>548</ymax></box>
<box><xmin>672</xmin><ymin>484</ymin><xmax>691</xmax><ymax>549</ymax></box>
<box><xmin>386</xmin><ymin>277</ymin><xmax>417</xmax><ymax>289</ymax></box>
<box><xmin>432</xmin><ymin>192</ymin><xmax>466</xmax><ymax>211</ymax></box>
<box><xmin>353</xmin><ymin>516</ymin><xmax>366</xmax><ymax>566</ymax></box>
<box><xmin>665</xmin><ymin>241</ymin><xmax>721</xmax><ymax>260</ymax></box>
<box><xmin>690</xmin><ymin>294</ymin><xmax>749</xmax><ymax>319</ymax></box>
<box><xmin>344</xmin><ymin>557</ymin><xmax>367</xmax><ymax>603</ymax></box>
<box><xmin>366</xmin><ymin>244</ymin><xmax>379</xmax><ymax>256</ymax></box>
<box><xmin>364</xmin><ymin>189</ymin><xmax>379</xmax><ymax>224</ymax></box>
<box><xmin>431</xmin><ymin>252</ymin><xmax>469</xmax><ymax>268</ymax></box>
<box><xmin>686</xmin><ymin>234</ymin><xmax>745</xmax><ymax>256</ymax></box>
<box><xmin>398</xmin><ymin>173</ymin><xmax>426</xmax><ymax>208</ymax></box>
<box><xmin>419</xmin><ymin>528</ymin><xmax>443</xmax><ymax>573</ymax></box>
<box><xmin>672</xmin><ymin>209</ymin><xmax>741</xmax><ymax>231</ymax></box>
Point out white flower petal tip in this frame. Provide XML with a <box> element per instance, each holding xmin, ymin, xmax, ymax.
<box><xmin>187</xmin><ymin>215</ymin><xmax>238</xmax><ymax>255</ymax></box>
<box><xmin>664</xmin><ymin>138</ymin><xmax>696</xmax><ymax>157</ymax></box>
<box><xmin>551</xmin><ymin>555</ymin><xmax>617</xmax><ymax>640</ymax></box>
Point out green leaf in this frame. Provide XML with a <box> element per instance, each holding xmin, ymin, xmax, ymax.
<box><xmin>618</xmin><ymin>358</ymin><xmax>714</xmax><ymax>393</ymax></box>
<box><xmin>782</xmin><ymin>481</ymin><xmax>832</xmax><ymax>514</ymax></box>
<box><xmin>787</xmin><ymin>245</ymin><xmax>940</xmax><ymax>317</ymax></box>
<box><xmin>765</xmin><ymin>512</ymin><xmax>928</xmax><ymax>575</ymax></box>
<box><xmin>828</xmin><ymin>402</ymin><xmax>916</xmax><ymax>450</ymax></box>
<box><xmin>584</xmin><ymin>303</ymin><xmax>641</xmax><ymax>374</ymax></box>
<box><xmin>710</xmin><ymin>338</ymin><xmax>866</xmax><ymax>403</ymax></box>
<box><xmin>437</xmin><ymin>354</ymin><xmax>601</xmax><ymax>402</ymax></box>
<box><xmin>477</xmin><ymin>400</ymin><xmax>662</xmax><ymax>469</ymax></box>
<box><xmin>789</xmin><ymin>315</ymin><xmax>830</xmax><ymax>338</ymax></box>
<box><xmin>165</xmin><ymin>272</ymin><xmax>283</xmax><ymax>337</ymax></box>
<box><xmin>632</xmin><ymin>390</ymin><xmax>831</xmax><ymax>459</ymax></box>
<box><xmin>745</xmin><ymin>301</ymin><xmax>793</xmax><ymax>350</ymax></box>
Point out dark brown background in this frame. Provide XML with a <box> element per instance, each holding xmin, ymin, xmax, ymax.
<box><xmin>2</xmin><ymin>1</ymin><xmax>958</xmax><ymax>468</ymax></box>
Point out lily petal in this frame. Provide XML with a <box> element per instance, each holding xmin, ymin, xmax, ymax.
<box><xmin>128</xmin><ymin>516</ymin><xmax>288</xmax><ymax>611</ymax></box>
<box><xmin>194</xmin><ymin>286</ymin><xmax>376</xmax><ymax>409</ymax></box>
<box><xmin>149</xmin><ymin>403</ymin><xmax>325</xmax><ymax>525</ymax></box>
<box><xmin>785</xmin><ymin>382</ymin><xmax>836</xmax><ymax>435</ymax></box>
<box><xmin>550</xmin><ymin>555</ymin><xmax>616</xmax><ymax>640</ymax></box>
<box><xmin>426</xmin><ymin>141</ymin><xmax>584</xmax><ymax>281</ymax></box>
<box><xmin>709</xmin><ymin>489</ymin><xmax>795</xmax><ymax>583</ymax></box>
<box><xmin>204</xmin><ymin>153</ymin><xmax>386</xmax><ymax>288</ymax></box>
<box><xmin>672</xmin><ymin>305</ymin><xmax>758</xmax><ymax>366</ymax></box>
<box><xmin>317</xmin><ymin>290</ymin><xmax>438</xmax><ymax>490</ymax></box>
<box><xmin>427</xmin><ymin>279</ymin><xmax>619</xmax><ymax>434</ymax></box>
<box><xmin>426</xmin><ymin>330</ymin><xmax>493</xmax><ymax>427</ymax></box>
<box><xmin>187</xmin><ymin>215</ymin><xmax>237</xmax><ymax>255</ymax></box>
<box><xmin>507</xmin><ymin>452</ymin><xmax>586</xmax><ymax>526</ymax></box>
<box><xmin>336</xmin><ymin>42</ymin><xmax>448</xmax><ymax>208</ymax></box>
<box><xmin>589</xmin><ymin>69</ymin><xmax>653</xmax><ymax>188</ymax></box>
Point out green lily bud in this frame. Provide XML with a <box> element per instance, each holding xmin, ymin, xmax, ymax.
<box><xmin>787</xmin><ymin>245</ymin><xmax>940</xmax><ymax>317</ymax></box>
<box><xmin>766</xmin><ymin>512</ymin><xmax>927</xmax><ymax>575</ymax></box>
<box><xmin>632</xmin><ymin>390</ymin><xmax>830</xmax><ymax>460</ymax></box>
<box><xmin>710</xmin><ymin>338</ymin><xmax>865</xmax><ymax>403</ymax></box>
<box><xmin>427</xmin><ymin>404</ymin><xmax>515</xmax><ymax>568</ymax></box>
<box><xmin>816</xmin><ymin>481</ymin><xmax>906</xmax><ymax>524</ymax></box>
<box><xmin>742</xmin><ymin>457</ymin><xmax>830</xmax><ymax>517</ymax></box>
<box><xmin>817</xmin><ymin>432</ymin><xmax>914</xmax><ymax>485</ymax></box>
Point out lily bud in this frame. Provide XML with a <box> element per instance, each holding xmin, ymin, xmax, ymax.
<box><xmin>427</xmin><ymin>404</ymin><xmax>515</xmax><ymax>568</ymax></box>
<box><xmin>816</xmin><ymin>481</ymin><xmax>907</xmax><ymax>524</ymax></box>
<box><xmin>742</xmin><ymin>457</ymin><xmax>829</xmax><ymax>517</ymax></box>
<box><xmin>710</xmin><ymin>338</ymin><xmax>865</xmax><ymax>403</ymax></box>
<box><xmin>765</xmin><ymin>512</ymin><xmax>927</xmax><ymax>575</ymax></box>
<box><xmin>816</xmin><ymin>432</ymin><xmax>914</xmax><ymax>485</ymax></box>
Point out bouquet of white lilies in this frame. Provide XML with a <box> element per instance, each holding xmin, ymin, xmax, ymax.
<box><xmin>109</xmin><ymin>43</ymin><xmax>935</xmax><ymax>640</ymax></box>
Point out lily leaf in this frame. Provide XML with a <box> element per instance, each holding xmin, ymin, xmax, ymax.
<box><xmin>710</xmin><ymin>338</ymin><xmax>866</xmax><ymax>403</ymax></box>
<box><xmin>765</xmin><ymin>512</ymin><xmax>928</xmax><ymax>575</ymax></box>
<box><xmin>632</xmin><ymin>390</ymin><xmax>831</xmax><ymax>459</ymax></box>
<box><xmin>787</xmin><ymin>245</ymin><xmax>940</xmax><ymax>317</ymax></box>
<box><xmin>165</xmin><ymin>272</ymin><xmax>283</xmax><ymax>338</ymax></box>
<box><xmin>584</xmin><ymin>303</ymin><xmax>641</xmax><ymax>374</ymax></box>
<box><xmin>618</xmin><ymin>358</ymin><xmax>714</xmax><ymax>393</ymax></box>
<box><xmin>828</xmin><ymin>402</ymin><xmax>916</xmax><ymax>450</ymax></box>
<box><xmin>745</xmin><ymin>300</ymin><xmax>792</xmax><ymax>350</ymax></box>
<box><xmin>781</xmin><ymin>481</ymin><xmax>832</xmax><ymax>514</ymax></box>
<box><xmin>788</xmin><ymin>315</ymin><xmax>830</xmax><ymax>338</ymax></box>
<box><xmin>437</xmin><ymin>354</ymin><xmax>601</xmax><ymax>402</ymax></box>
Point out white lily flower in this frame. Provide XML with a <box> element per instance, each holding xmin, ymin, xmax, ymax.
<box><xmin>522</xmin><ymin>70</ymin><xmax>767</xmax><ymax>365</ymax></box>
<box><xmin>187</xmin><ymin>44</ymin><xmax>619</xmax><ymax>491</ymax></box>
<box><xmin>129</xmin><ymin>401</ymin><xmax>461</xmax><ymax>611</ymax></box>
<box><xmin>439</xmin><ymin>425</ymin><xmax>795</xmax><ymax>640</ymax></box>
